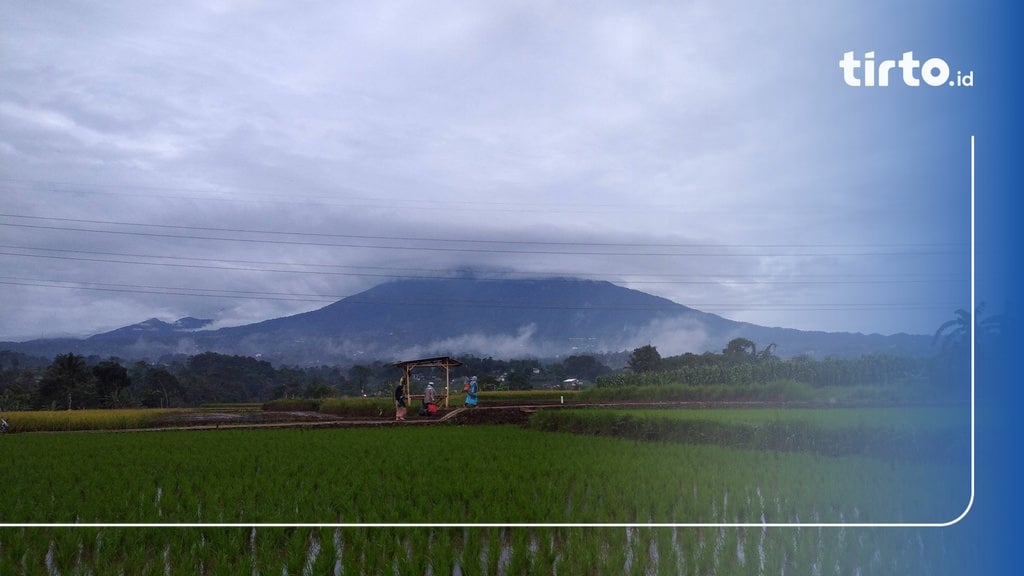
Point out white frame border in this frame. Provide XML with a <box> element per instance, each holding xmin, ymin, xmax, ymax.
<box><xmin>4</xmin><ymin>138</ymin><xmax>976</xmax><ymax>530</ymax></box>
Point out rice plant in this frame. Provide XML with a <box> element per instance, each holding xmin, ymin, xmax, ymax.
<box><xmin>0</xmin><ymin>525</ymin><xmax>976</xmax><ymax>575</ymax></box>
<box><xmin>0</xmin><ymin>408</ymin><xmax>187</xmax><ymax>432</ymax></box>
<box><xmin>0</xmin><ymin>424</ymin><xmax>967</xmax><ymax>525</ymax></box>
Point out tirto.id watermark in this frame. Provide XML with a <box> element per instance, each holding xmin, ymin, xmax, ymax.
<box><xmin>839</xmin><ymin>51</ymin><xmax>973</xmax><ymax>87</ymax></box>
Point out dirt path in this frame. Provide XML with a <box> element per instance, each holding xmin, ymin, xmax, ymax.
<box><xmin>147</xmin><ymin>400</ymin><xmax>824</xmax><ymax>431</ymax></box>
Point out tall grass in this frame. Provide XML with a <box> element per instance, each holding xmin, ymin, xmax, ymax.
<box><xmin>464</xmin><ymin>389</ymin><xmax>583</xmax><ymax>404</ymax></box>
<box><xmin>261</xmin><ymin>398</ymin><xmax>321</xmax><ymax>412</ymax></box>
<box><xmin>579</xmin><ymin>380</ymin><xmax>947</xmax><ymax>404</ymax></box>
<box><xmin>580</xmin><ymin>380</ymin><xmax>819</xmax><ymax>403</ymax></box>
<box><xmin>1</xmin><ymin>409</ymin><xmax>186</xmax><ymax>432</ymax></box>
<box><xmin>597</xmin><ymin>355</ymin><xmax>930</xmax><ymax>388</ymax></box>
<box><xmin>317</xmin><ymin>397</ymin><xmax>394</xmax><ymax>417</ymax></box>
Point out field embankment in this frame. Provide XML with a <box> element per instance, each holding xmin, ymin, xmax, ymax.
<box><xmin>527</xmin><ymin>407</ymin><xmax>970</xmax><ymax>461</ymax></box>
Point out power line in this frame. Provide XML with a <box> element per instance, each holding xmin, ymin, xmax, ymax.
<box><xmin>0</xmin><ymin>212</ymin><xmax>966</xmax><ymax>250</ymax></box>
<box><xmin>2</xmin><ymin>178</ymin><xmax>928</xmax><ymax>218</ymax></box>
<box><xmin>0</xmin><ymin>278</ymin><xmax>335</xmax><ymax>303</ymax></box>
<box><xmin>0</xmin><ymin>248</ymin><xmax>965</xmax><ymax>285</ymax></box>
<box><xmin>0</xmin><ymin>276</ymin><xmax>961</xmax><ymax>312</ymax></box>
<box><xmin>0</xmin><ymin>221</ymin><xmax>963</xmax><ymax>257</ymax></box>
<box><xmin>2</xmin><ymin>178</ymin><xmax>672</xmax><ymax>212</ymax></box>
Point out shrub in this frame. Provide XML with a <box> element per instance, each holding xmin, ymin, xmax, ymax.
<box><xmin>318</xmin><ymin>397</ymin><xmax>393</xmax><ymax>418</ymax></box>
<box><xmin>262</xmin><ymin>399</ymin><xmax>321</xmax><ymax>412</ymax></box>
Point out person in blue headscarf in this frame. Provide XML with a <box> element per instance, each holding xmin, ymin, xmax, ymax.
<box><xmin>464</xmin><ymin>375</ymin><xmax>479</xmax><ymax>407</ymax></box>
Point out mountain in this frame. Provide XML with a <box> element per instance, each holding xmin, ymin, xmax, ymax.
<box><xmin>88</xmin><ymin>317</ymin><xmax>215</xmax><ymax>341</ymax></box>
<box><xmin>1</xmin><ymin>278</ymin><xmax>932</xmax><ymax>365</ymax></box>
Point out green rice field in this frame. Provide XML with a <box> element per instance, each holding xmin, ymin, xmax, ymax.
<box><xmin>0</xmin><ymin>407</ymin><xmax>972</xmax><ymax>574</ymax></box>
<box><xmin>529</xmin><ymin>406</ymin><xmax>971</xmax><ymax>460</ymax></box>
<box><xmin>0</xmin><ymin>524</ymin><xmax>973</xmax><ymax>575</ymax></box>
<box><xmin>0</xmin><ymin>408</ymin><xmax>187</xmax><ymax>433</ymax></box>
<box><xmin>2</xmin><ymin>424</ymin><xmax>967</xmax><ymax>524</ymax></box>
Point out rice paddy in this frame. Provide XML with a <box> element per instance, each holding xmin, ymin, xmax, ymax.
<box><xmin>2</xmin><ymin>423</ymin><xmax>967</xmax><ymax>525</ymax></box>
<box><xmin>0</xmin><ymin>524</ymin><xmax>973</xmax><ymax>575</ymax></box>
<box><xmin>0</xmin><ymin>408</ymin><xmax>186</xmax><ymax>433</ymax></box>
<box><xmin>0</xmin><ymin>404</ymin><xmax>972</xmax><ymax>574</ymax></box>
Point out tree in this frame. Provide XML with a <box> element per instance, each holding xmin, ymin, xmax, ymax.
<box><xmin>628</xmin><ymin>345</ymin><xmax>662</xmax><ymax>373</ymax></box>
<box><xmin>562</xmin><ymin>355</ymin><xmax>611</xmax><ymax>381</ymax></box>
<box><xmin>933</xmin><ymin>303</ymin><xmax>1005</xmax><ymax>352</ymax></box>
<box><xmin>93</xmin><ymin>360</ymin><xmax>132</xmax><ymax>407</ymax></box>
<box><xmin>0</xmin><ymin>369</ymin><xmax>36</xmax><ymax>411</ymax></box>
<box><xmin>34</xmin><ymin>353</ymin><xmax>96</xmax><ymax>409</ymax></box>
<box><xmin>506</xmin><ymin>371</ymin><xmax>532</xmax><ymax>391</ymax></box>
<box><xmin>478</xmin><ymin>374</ymin><xmax>499</xmax><ymax>390</ymax></box>
<box><xmin>757</xmin><ymin>343</ymin><xmax>778</xmax><ymax>362</ymax></box>
<box><xmin>304</xmin><ymin>378</ymin><xmax>335</xmax><ymax>399</ymax></box>
<box><xmin>722</xmin><ymin>338</ymin><xmax>757</xmax><ymax>363</ymax></box>
<box><xmin>347</xmin><ymin>365</ymin><xmax>372</xmax><ymax>396</ymax></box>
<box><xmin>138</xmin><ymin>367</ymin><xmax>184</xmax><ymax>408</ymax></box>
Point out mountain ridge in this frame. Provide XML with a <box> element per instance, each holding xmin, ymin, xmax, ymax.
<box><xmin>1</xmin><ymin>277</ymin><xmax>932</xmax><ymax>365</ymax></box>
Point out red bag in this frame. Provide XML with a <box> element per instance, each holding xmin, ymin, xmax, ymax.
<box><xmin>427</xmin><ymin>403</ymin><xmax>438</xmax><ymax>414</ymax></box>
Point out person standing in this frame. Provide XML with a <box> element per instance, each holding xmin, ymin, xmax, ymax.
<box><xmin>394</xmin><ymin>379</ymin><xmax>407</xmax><ymax>421</ymax></box>
<box><xmin>423</xmin><ymin>381</ymin><xmax>436</xmax><ymax>416</ymax></box>
<box><xmin>464</xmin><ymin>375</ymin><xmax>479</xmax><ymax>407</ymax></box>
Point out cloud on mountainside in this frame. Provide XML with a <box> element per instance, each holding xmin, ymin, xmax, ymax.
<box><xmin>394</xmin><ymin>324</ymin><xmax>542</xmax><ymax>360</ymax></box>
<box><xmin>392</xmin><ymin>317</ymin><xmax>715</xmax><ymax>360</ymax></box>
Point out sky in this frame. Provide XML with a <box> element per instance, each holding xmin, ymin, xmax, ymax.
<box><xmin>0</xmin><ymin>1</ymin><xmax>976</xmax><ymax>342</ymax></box>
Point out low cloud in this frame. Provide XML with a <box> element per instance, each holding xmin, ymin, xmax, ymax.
<box><xmin>393</xmin><ymin>323</ymin><xmax>541</xmax><ymax>360</ymax></box>
<box><xmin>610</xmin><ymin>316</ymin><xmax>713</xmax><ymax>357</ymax></box>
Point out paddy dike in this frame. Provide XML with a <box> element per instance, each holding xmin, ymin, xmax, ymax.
<box><xmin>146</xmin><ymin>400</ymin><xmax>876</xmax><ymax>432</ymax></box>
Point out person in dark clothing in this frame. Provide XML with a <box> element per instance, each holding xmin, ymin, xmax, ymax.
<box><xmin>394</xmin><ymin>380</ymin><xmax>407</xmax><ymax>421</ymax></box>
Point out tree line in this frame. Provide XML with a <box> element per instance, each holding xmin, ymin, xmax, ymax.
<box><xmin>611</xmin><ymin>337</ymin><xmax>967</xmax><ymax>391</ymax></box>
<box><xmin>0</xmin><ymin>351</ymin><xmax>352</xmax><ymax>410</ymax></box>
<box><xmin>2</xmin><ymin>307</ymin><xmax>986</xmax><ymax>411</ymax></box>
<box><xmin>0</xmin><ymin>351</ymin><xmax>619</xmax><ymax>410</ymax></box>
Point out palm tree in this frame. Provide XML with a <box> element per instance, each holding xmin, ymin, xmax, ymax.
<box><xmin>933</xmin><ymin>303</ymin><xmax>1005</xmax><ymax>352</ymax></box>
<box><xmin>35</xmin><ymin>353</ymin><xmax>94</xmax><ymax>409</ymax></box>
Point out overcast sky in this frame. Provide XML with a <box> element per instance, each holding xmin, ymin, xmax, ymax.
<box><xmin>0</xmin><ymin>1</ymin><xmax>975</xmax><ymax>343</ymax></box>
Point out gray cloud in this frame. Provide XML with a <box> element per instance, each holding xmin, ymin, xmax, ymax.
<box><xmin>0</xmin><ymin>1</ymin><xmax>972</xmax><ymax>342</ymax></box>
